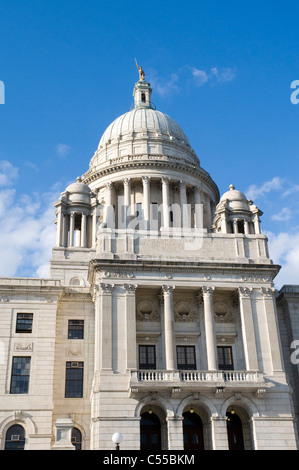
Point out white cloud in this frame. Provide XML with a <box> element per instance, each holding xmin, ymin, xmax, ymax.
<box><xmin>56</xmin><ymin>143</ymin><xmax>72</xmax><ymax>158</ymax></box>
<box><xmin>266</xmin><ymin>231</ymin><xmax>299</xmax><ymax>288</ymax></box>
<box><xmin>191</xmin><ymin>68</ymin><xmax>209</xmax><ymax>86</ymax></box>
<box><xmin>149</xmin><ymin>65</ymin><xmax>236</xmax><ymax>96</ymax></box>
<box><xmin>210</xmin><ymin>67</ymin><xmax>236</xmax><ymax>83</ymax></box>
<box><xmin>0</xmin><ymin>160</ymin><xmax>18</xmax><ymax>186</ymax></box>
<box><xmin>246</xmin><ymin>176</ymin><xmax>282</xmax><ymax>201</ymax></box>
<box><xmin>271</xmin><ymin>207</ymin><xmax>292</xmax><ymax>222</ymax></box>
<box><xmin>0</xmin><ymin>160</ymin><xmax>60</xmax><ymax>278</ymax></box>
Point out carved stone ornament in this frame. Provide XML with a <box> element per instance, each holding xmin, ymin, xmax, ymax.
<box><xmin>213</xmin><ymin>301</ymin><xmax>234</xmax><ymax>323</ymax></box>
<box><xmin>174</xmin><ymin>300</ymin><xmax>198</xmax><ymax>322</ymax></box>
<box><xmin>136</xmin><ymin>300</ymin><xmax>160</xmax><ymax>322</ymax></box>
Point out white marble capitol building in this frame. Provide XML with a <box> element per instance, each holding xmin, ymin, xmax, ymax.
<box><xmin>1</xmin><ymin>68</ymin><xmax>299</xmax><ymax>450</ymax></box>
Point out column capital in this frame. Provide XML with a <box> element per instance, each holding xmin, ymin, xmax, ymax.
<box><xmin>161</xmin><ymin>176</ymin><xmax>170</xmax><ymax>185</ymax></box>
<box><xmin>238</xmin><ymin>287</ymin><xmax>253</xmax><ymax>298</ymax></box>
<box><xmin>202</xmin><ymin>286</ymin><xmax>214</xmax><ymax>296</ymax></box>
<box><xmin>97</xmin><ymin>283</ymin><xmax>114</xmax><ymax>294</ymax></box>
<box><xmin>105</xmin><ymin>181</ymin><xmax>114</xmax><ymax>189</ymax></box>
<box><xmin>123</xmin><ymin>283</ymin><xmax>138</xmax><ymax>295</ymax></box>
<box><xmin>142</xmin><ymin>176</ymin><xmax>151</xmax><ymax>184</ymax></box>
<box><xmin>259</xmin><ymin>287</ymin><xmax>275</xmax><ymax>298</ymax></box>
<box><xmin>161</xmin><ymin>285</ymin><xmax>175</xmax><ymax>296</ymax></box>
<box><xmin>122</xmin><ymin>177</ymin><xmax>132</xmax><ymax>186</ymax></box>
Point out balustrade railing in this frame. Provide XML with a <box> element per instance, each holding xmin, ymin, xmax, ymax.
<box><xmin>134</xmin><ymin>369</ymin><xmax>263</xmax><ymax>384</ymax></box>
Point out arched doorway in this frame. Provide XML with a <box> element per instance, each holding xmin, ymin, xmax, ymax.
<box><xmin>183</xmin><ymin>411</ymin><xmax>205</xmax><ymax>450</ymax></box>
<box><xmin>226</xmin><ymin>411</ymin><xmax>245</xmax><ymax>450</ymax></box>
<box><xmin>140</xmin><ymin>412</ymin><xmax>162</xmax><ymax>450</ymax></box>
<box><xmin>5</xmin><ymin>424</ymin><xmax>25</xmax><ymax>450</ymax></box>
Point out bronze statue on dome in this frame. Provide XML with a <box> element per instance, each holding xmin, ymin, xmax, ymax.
<box><xmin>135</xmin><ymin>58</ymin><xmax>145</xmax><ymax>80</ymax></box>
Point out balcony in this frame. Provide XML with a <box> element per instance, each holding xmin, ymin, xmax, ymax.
<box><xmin>129</xmin><ymin>369</ymin><xmax>266</xmax><ymax>396</ymax></box>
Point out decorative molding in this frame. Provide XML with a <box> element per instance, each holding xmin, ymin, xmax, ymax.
<box><xmin>14</xmin><ymin>342</ymin><xmax>33</xmax><ymax>352</ymax></box>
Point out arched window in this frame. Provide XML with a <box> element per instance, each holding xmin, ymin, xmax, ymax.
<box><xmin>183</xmin><ymin>411</ymin><xmax>205</xmax><ymax>450</ymax></box>
<box><xmin>140</xmin><ymin>412</ymin><xmax>161</xmax><ymax>450</ymax></box>
<box><xmin>71</xmin><ymin>427</ymin><xmax>82</xmax><ymax>450</ymax></box>
<box><xmin>5</xmin><ymin>424</ymin><xmax>25</xmax><ymax>450</ymax></box>
<box><xmin>141</xmin><ymin>92</ymin><xmax>146</xmax><ymax>103</ymax></box>
<box><xmin>226</xmin><ymin>411</ymin><xmax>245</xmax><ymax>450</ymax></box>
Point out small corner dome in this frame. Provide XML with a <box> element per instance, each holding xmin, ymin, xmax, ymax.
<box><xmin>66</xmin><ymin>177</ymin><xmax>91</xmax><ymax>204</ymax></box>
<box><xmin>66</xmin><ymin>177</ymin><xmax>91</xmax><ymax>194</ymax></box>
<box><xmin>220</xmin><ymin>184</ymin><xmax>250</xmax><ymax>211</ymax></box>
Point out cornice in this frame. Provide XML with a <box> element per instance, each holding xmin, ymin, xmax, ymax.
<box><xmin>82</xmin><ymin>157</ymin><xmax>220</xmax><ymax>201</ymax></box>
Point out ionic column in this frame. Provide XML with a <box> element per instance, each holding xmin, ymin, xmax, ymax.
<box><xmin>142</xmin><ymin>176</ymin><xmax>150</xmax><ymax>229</ymax></box>
<box><xmin>104</xmin><ymin>182</ymin><xmax>114</xmax><ymax>228</ymax></box>
<box><xmin>123</xmin><ymin>177</ymin><xmax>131</xmax><ymax>228</ymax></box>
<box><xmin>124</xmin><ymin>284</ymin><xmax>138</xmax><ymax>370</ymax></box>
<box><xmin>180</xmin><ymin>181</ymin><xmax>189</xmax><ymax>229</ymax></box>
<box><xmin>81</xmin><ymin>213</ymin><xmax>87</xmax><ymax>247</ymax></box>
<box><xmin>202</xmin><ymin>286</ymin><xmax>217</xmax><ymax>370</ymax></box>
<box><xmin>69</xmin><ymin>212</ymin><xmax>75</xmax><ymax>246</ymax></box>
<box><xmin>56</xmin><ymin>209</ymin><xmax>63</xmax><ymax>246</ymax></box>
<box><xmin>95</xmin><ymin>283</ymin><xmax>114</xmax><ymax>371</ymax></box>
<box><xmin>161</xmin><ymin>177</ymin><xmax>170</xmax><ymax>229</ymax></box>
<box><xmin>253</xmin><ymin>214</ymin><xmax>261</xmax><ymax>234</ymax></box>
<box><xmin>261</xmin><ymin>287</ymin><xmax>284</xmax><ymax>372</ymax></box>
<box><xmin>162</xmin><ymin>285</ymin><xmax>176</xmax><ymax>370</ymax></box>
<box><xmin>194</xmin><ymin>187</ymin><xmax>203</xmax><ymax>229</ymax></box>
<box><xmin>92</xmin><ymin>207</ymin><xmax>97</xmax><ymax>246</ymax></box>
<box><xmin>238</xmin><ymin>287</ymin><xmax>259</xmax><ymax>370</ymax></box>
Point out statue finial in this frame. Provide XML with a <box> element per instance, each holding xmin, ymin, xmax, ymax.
<box><xmin>135</xmin><ymin>58</ymin><xmax>145</xmax><ymax>80</ymax></box>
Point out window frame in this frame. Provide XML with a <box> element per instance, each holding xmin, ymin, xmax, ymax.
<box><xmin>65</xmin><ymin>361</ymin><xmax>84</xmax><ymax>398</ymax></box>
<box><xmin>139</xmin><ymin>345</ymin><xmax>156</xmax><ymax>370</ymax></box>
<box><xmin>68</xmin><ymin>319</ymin><xmax>84</xmax><ymax>340</ymax></box>
<box><xmin>10</xmin><ymin>356</ymin><xmax>31</xmax><ymax>394</ymax></box>
<box><xmin>217</xmin><ymin>345</ymin><xmax>234</xmax><ymax>370</ymax></box>
<box><xmin>176</xmin><ymin>345</ymin><xmax>197</xmax><ymax>370</ymax></box>
<box><xmin>15</xmin><ymin>313</ymin><xmax>33</xmax><ymax>334</ymax></box>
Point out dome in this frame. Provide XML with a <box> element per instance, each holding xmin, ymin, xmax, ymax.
<box><xmin>220</xmin><ymin>184</ymin><xmax>250</xmax><ymax>211</ymax></box>
<box><xmin>88</xmin><ymin>79</ymin><xmax>199</xmax><ymax>170</ymax></box>
<box><xmin>98</xmin><ymin>108</ymin><xmax>191</xmax><ymax>150</ymax></box>
<box><xmin>66</xmin><ymin>177</ymin><xmax>91</xmax><ymax>204</ymax></box>
<box><xmin>66</xmin><ymin>177</ymin><xmax>91</xmax><ymax>194</ymax></box>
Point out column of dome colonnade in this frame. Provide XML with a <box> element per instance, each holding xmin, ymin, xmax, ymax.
<box><xmin>101</xmin><ymin>176</ymin><xmax>206</xmax><ymax>231</ymax></box>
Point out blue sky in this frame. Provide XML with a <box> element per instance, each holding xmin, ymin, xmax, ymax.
<box><xmin>0</xmin><ymin>0</ymin><xmax>298</xmax><ymax>287</ymax></box>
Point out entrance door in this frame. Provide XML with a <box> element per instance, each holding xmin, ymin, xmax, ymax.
<box><xmin>226</xmin><ymin>412</ymin><xmax>245</xmax><ymax>450</ymax></box>
<box><xmin>140</xmin><ymin>412</ymin><xmax>162</xmax><ymax>450</ymax></box>
<box><xmin>183</xmin><ymin>412</ymin><xmax>205</xmax><ymax>450</ymax></box>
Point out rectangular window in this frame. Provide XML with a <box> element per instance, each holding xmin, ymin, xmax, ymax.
<box><xmin>65</xmin><ymin>362</ymin><xmax>84</xmax><ymax>398</ymax></box>
<box><xmin>136</xmin><ymin>203</ymin><xmax>142</xmax><ymax>220</ymax></box>
<box><xmin>139</xmin><ymin>345</ymin><xmax>156</xmax><ymax>370</ymax></box>
<box><xmin>68</xmin><ymin>320</ymin><xmax>84</xmax><ymax>339</ymax></box>
<box><xmin>16</xmin><ymin>313</ymin><xmax>33</xmax><ymax>333</ymax></box>
<box><xmin>10</xmin><ymin>357</ymin><xmax>31</xmax><ymax>394</ymax></box>
<box><xmin>217</xmin><ymin>346</ymin><xmax>234</xmax><ymax>370</ymax></box>
<box><xmin>177</xmin><ymin>346</ymin><xmax>196</xmax><ymax>370</ymax></box>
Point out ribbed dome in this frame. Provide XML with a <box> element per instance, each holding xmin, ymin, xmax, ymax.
<box><xmin>98</xmin><ymin>108</ymin><xmax>191</xmax><ymax>150</ymax></box>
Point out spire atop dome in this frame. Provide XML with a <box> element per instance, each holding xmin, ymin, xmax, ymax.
<box><xmin>133</xmin><ymin>77</ymin><xmax>153</xmax><ymax>109</ymax></box>
<box><xmin>135</xmin><ymin>58</ymin><xmax>145</xmax><ymax>81</ymax></box>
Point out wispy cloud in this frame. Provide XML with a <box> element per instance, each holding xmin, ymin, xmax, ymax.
<box><xmin>246</xmin><ymin>177</ymin><xmax>283</xmax><ymax>201</ymax></box>
<box><xmin>0</xmin><ymin>159</ymin><xmax>61</xmax><ymax>278</ymax></box>
<box><xmin>56</xmin><ymin>143</ymin><xmax>72</xmax><ymax>158</ymax></box>
<box><xmin>266</xmin><ymin>230</ymin><xmax>299</xmax><ymax>288</ymax></box>
<box><xmin>271</xmin><ymin>207</ymin><xmax>292</xmax><ymax>222</ymax></box>
<box><xmin>148</xmin><ymin>65</ymin><xmax>236</xmax><ymax>96</ymax></box>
